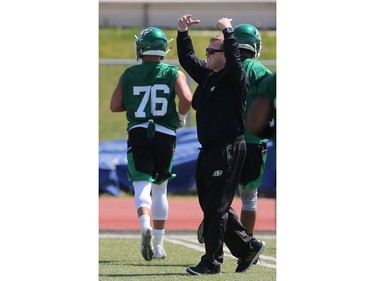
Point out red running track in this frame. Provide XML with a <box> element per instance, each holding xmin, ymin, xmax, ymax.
<box><xmin>99</xmin><ymin>197</ymin><xmax>275</xmax><ymax>232</ymax></box>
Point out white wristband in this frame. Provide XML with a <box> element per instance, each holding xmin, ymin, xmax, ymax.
<box><xmin>177</xmin><ymin>26</ymin><xmax>188</xmax><ymax>32</ymax></box>
<box><xmin>178</xmin><ymin>113</ymin><xmax>187</xmax><ymax>127</ymax></box>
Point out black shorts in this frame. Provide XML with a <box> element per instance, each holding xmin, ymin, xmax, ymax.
<box><xmin>127</xmin><ymin>127</ymin><xmax>176</xmax><ymax>184</ymax></box>
<box><xmin>239</xmin><ymin>143</ymin><xmax>267</xmax><ymax>186</ymax></box>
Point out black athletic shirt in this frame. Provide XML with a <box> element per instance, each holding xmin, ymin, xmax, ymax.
<box><xmin>177</xmin><ymin>30</ymin><xmax>248</xmax><ymax>147</ymax></box>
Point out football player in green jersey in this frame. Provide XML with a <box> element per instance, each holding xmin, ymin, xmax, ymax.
<box><xmin>234</xmin><ymin>24</ymin><xmax>273</xmax><ymax>246</ymax></box>
<box><xmin>110</xmin><ymin>27</ymin><xmax>192</xmax><ymax>261</ymax></box>
<box><xmin>247</xmin><ymin>72</ymin><xmax>276</xmax><ymax>141</ymax></box>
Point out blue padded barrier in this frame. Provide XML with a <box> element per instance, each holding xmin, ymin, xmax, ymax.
<box><xmin>99</xmin><ymin>128</ymin><xmax>276</xmax><ymax>197</ymax></box>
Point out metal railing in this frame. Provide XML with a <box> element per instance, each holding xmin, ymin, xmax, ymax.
<box><xmin>99</xmin><ymin>59</ymin><xmax>276</xmax><ymax>67</ymax></box>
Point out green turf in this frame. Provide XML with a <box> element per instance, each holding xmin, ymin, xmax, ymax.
<box><xmin>99</xmin><ymin>28</ymin><xmax>276</xmax><ymax>61</ymax></box>
<box><xmin>99</xmin><ymin>234</ymin><xmax>276</xmax><ymax>281</ymax></box>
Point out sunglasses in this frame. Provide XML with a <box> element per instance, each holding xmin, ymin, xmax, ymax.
<box><xmin>205</xmin><ymin>48</ymin><xmax>224</xmax><ymax>55</ymax></box>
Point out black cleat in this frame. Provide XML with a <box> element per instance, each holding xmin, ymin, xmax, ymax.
<box><xmin>141</xmin><ymin>228</ymin><xmax>154</xmax><ymax>261</ymax></box>
<box><xmin>235</xmin><ymin>239</ymin><xmax>266</xmax><ymax>272</ymax></box>
<box><xmin>186</xmin><ymin>263</ymin><xmax>221</xmax><ymax>275</ymax></box>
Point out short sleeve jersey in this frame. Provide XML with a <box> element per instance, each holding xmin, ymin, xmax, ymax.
<box><xmin>257</xmin><ymin>73</ymin><xmax>276</xmax><ymax>141</ymax></box>
<box><xmin>241</xmin><ymin>58</ymin><xmax>272</xmax><ymax>144</ymax></box>
<box><xmin>121</xmin><ymin>61</ymin><xmax>180</xmax><ymax>131</ymax></box>
<box><xmin>257</xmin><ymin>72</ymin><xmax>276</xmax><ymax>101</ymax></box>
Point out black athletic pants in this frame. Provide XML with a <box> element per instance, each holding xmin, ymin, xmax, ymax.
<box><xmin>196</xmin><ymin>136</ymin><xmax>252</xmax><ymax>268</ymax></box>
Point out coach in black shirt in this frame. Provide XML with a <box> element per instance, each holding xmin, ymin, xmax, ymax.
<box><xmin>177</xmin><ymin>15</ymin><xmax>266</xmax><ymax>275</ymax></box>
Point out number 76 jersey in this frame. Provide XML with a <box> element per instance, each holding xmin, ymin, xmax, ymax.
<box><xmin>121</xmin><ymin>61</ymin><xmax>180</xmax><ymax>132</ymax></box>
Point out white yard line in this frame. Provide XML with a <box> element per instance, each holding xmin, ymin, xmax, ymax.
<box><xmin>168</xmin><ymin>235</ymin><xmax>276</xmax><ymax>262</ymax></box>
<box><xmin>165</xmin><ymin>236</ymin><xmax>276</xmax><ymax>269</ymax></box>
<box><xmin>99</xmin><ymin>233</ymin><xmax>275</xmax><ymax>240</ymax></box>
<box><xmin>100</xmin><ymin>233</ymin><xmax>276</xmax><ymax>269</ymax></box>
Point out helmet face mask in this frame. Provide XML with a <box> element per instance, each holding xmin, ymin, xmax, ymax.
<box><xmin>234</xmin><ymin>24</ymin><xmax>262</xmax><ymax>59</ymax></box>
<box><xmin>135</xmin><ymin>27</ymin><xmax>169</xmax><ymax>60</ymax></box>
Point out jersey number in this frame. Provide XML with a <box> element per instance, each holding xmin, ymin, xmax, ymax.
<box><xmin>133</xmin><ymin>84</ymin><xmax>170</xmax><ymax>118</ymax></box>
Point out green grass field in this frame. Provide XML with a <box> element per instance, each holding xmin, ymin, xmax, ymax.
<box><xmin>99</xmin><ymin>28</ymin><xmax>276</xmax><ymax>60</ymax></box>
<box><xmin>99</xmin><ymin>232</ymin><xmax>276</xmax><ymax>281</ymax></box>
<box><xmin>99</xmin><ymin>28</ymin><xmax>276</xmax><ymax>141</ymax></box>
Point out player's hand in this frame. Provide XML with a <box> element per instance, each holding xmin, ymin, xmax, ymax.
<box><xmin>216</xmin><ymin>18</ymin><xmax>232</xmax><ymax>30</ymax></box>
<box><xmin>177</xmin><ymin>14</ymin><xmax>201</xmax><ymax>32</ymax></box>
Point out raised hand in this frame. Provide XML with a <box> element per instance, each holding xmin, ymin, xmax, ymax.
<box><xmin>177</xmin><ymin>14</ymin><xmax>201</xmax><ymax>32</ymax></box>
<box><xmin>216</xmin><ymin>17</ymin><xmax>233</xmax><ymax>31</ymax></box>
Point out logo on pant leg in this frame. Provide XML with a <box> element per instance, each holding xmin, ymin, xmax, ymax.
<box><xmin>212</xmin><ymin>170</ymin><xmax>223</xmax><ymax>177</ymax></box>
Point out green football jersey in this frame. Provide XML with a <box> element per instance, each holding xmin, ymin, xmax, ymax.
<box><xmin>121</xmin><ymin>61</ymin><xmax>180</xmax><ymax>132</ymax></box>
<box><xmin>241</xmin><ymin>58</ymin><xmax>272</xmax><ymax>144</ymax></box>
<box><xmin>256</xmin><ymin>73</ymin><xmax>276</xmax><ymax>141</ymax></box>
<box><xmin>257</xmin><ymin>72</ymin><xmax>276</xmax><ymax>101</ymax></box>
